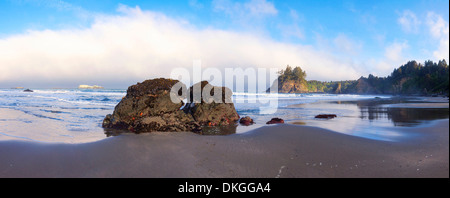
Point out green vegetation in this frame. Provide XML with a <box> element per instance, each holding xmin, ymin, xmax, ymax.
<box><xmin>272</xmin><ymin>59</ymin><xmax>449</xmax><ymax>95</ymax></box>
<box><xmin>387</xmin><ymin>60</ymin><xmax>449</xmax><ymax>94</ymax></box>
<box><xmin>277</xmin><ymin>65</ymin><xmax>307</xmax><ymax>84</ymax></box>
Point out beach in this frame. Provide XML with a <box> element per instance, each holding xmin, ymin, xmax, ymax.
<box><xmin>1</xmin><ymin>0</ymin><xmax>449</xmax><ymax>181</ymax></box>
<box><xmin>0</xmin><ymin>93</ymin><xmax>448</xmax><ymax>178</ymax></box>
<box><xmin>0</xmin><ymin>107</ymin><xmax>448</xmax><ymax>177</ymax></box>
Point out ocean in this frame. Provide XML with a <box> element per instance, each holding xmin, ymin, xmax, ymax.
<box><xmin>0</xmin><ymin>89</ymin><xmax>448</xmax><ymax>143</ymax></box>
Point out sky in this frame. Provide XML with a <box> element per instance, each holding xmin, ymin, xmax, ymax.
<box><xmin>0</xmin><ymin>0</ymin><xmax>448</xmax><ymax>89</ymax></box>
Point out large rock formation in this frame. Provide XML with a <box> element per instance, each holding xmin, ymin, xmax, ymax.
<box><xmin>102</xmin><ymin>78</ymin><xmax>198</xmax><ymax>132</ymax></box>
<box><xmin>102</xmin><ymin>78</ymin><xmax>239</xmax><ymax>133</ymax></box>
<box><xmin>183</xmin><ymin>81</ymin><xmax>240</xmax><ymax>126</ymax></box>
<box><xmin>266</xmin><ymin>79</ymin><xmax>309</xmax><ymax>93</ymax></box>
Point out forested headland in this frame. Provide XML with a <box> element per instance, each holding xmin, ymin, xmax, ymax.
<box><xmin>267</xmin><ymin>59</ymin><xmax>449</xmax><ymax>96</ymax></box>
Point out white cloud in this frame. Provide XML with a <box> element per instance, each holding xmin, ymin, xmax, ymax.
<box><xmin>397</xmin><ymin>10</ymin><xmax>420</xmax><ymax>33</ymax></box>
<box><xmin>0</xmin><ymin>5</ymin><xmax>365</xmax><ymax>88</ymax></box>
<box><xmin>278</xmin><ymin>24</ymin><xmax>305</xmax><ymax>40</ymax></box>
<box><xmin>333</xmin><ymin>34</ymin><xmax>362</xmax><ymax>56</ymax></box>
<box><xmin>384</xmin><ymin>41</ymin><xmax>409</xmax><ymax>62</ymax></box>
<box><xmin>426</xmin><ymin>12</ymin><xmax>449</xmax><ymax>61</ymax></box>
<box><xmin>434</xmin><ymin>37</ymin><xmax>449</xmax><ymax>61</ymax></box>
<box><xmin>369</xmin><ymin>41</ymin><xmax>410</xmax><ymax>77</ymax></box>
<box><xmin>426</xmin><ymin>12</ymin><xmax>449</xmax><ymax>38</ymax></box>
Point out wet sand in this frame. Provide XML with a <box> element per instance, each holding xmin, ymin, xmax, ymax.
<box><xmin>0</xmin><ymin>118</ymin><xmax>448</xmax><ymax>178</ymax></box>
<box><xmin>0</xmin><ymin>108</ymin><xmax>106</xmax><ymax>143</ymax></box>
<box><xmin>381</xmin><ymin>96</ymin><xmax>449</xmax><ymax>108</ymax></box>
<box><xmin>382</xmin><ymin>103</ymin><xmax>449</xmax><ymax>108</ymax></box>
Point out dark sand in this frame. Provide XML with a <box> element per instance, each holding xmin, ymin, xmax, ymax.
<box><xmin>0</xmin><ymin>118</ymin><xmax>448</xmax><ymax>178</ymax></box>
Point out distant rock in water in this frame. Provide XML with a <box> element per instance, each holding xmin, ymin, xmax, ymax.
<box><xmin>315</xmin><ymin>114</ymin><xmax>337</xmax><ymax>119</ymax></box>
<box><xmin>78</xmin><ymin>85</ymin><xmax>104</xmax><ymax>89</ymax></box>
<box><xmin>266</xmin><ymin>118</ymin><xmax>284</xmax><ymax>124</ymax></box>
<box><xmin>239</xmin><ymin>116</ymin><xmax>254</xmax><ymax>126</ymax></box>
<box><xmin>23</xmin><ymin>89</ymin><xmax>33</xmax><ymax>92</ymax></box>
<box><xmin>102</xmin><ymin>78</ymin><xmax>239</xmax><ymax>133</ymax></box>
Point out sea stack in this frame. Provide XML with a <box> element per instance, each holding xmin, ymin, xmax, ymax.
<box><xmin>102</xmin><ymin>78</ymin><xmax>239</xmax><ymax>133</ymax></box>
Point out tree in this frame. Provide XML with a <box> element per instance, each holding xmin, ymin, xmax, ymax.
<box><xmin>292</xmin><ymin>66</ymin><xmax>306</xmax><ymax>82</ymax></box>
<box><xmin>438</xmin><ymin>59</ymin><xmax>447</xmax><ymax>68</ymax></box>
<box><xmin>284</xmin><ymin>65</ymin><xmax>293</xmax><ymax>77</ymax></box>
<box><xmin>273</xmin><ymin>59</ymin><xmax>449</xmax><ymax>95</ymax></box>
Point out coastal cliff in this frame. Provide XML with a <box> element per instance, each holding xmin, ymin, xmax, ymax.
<box><xmin>269</xmin><ymin>60</ymin><xmax>449</xmax><ymax>95</ymax></box>
<box><xmin>267</xmin><ymin>79</ymin><xmax>309</xmax><ymax>93</ymax></box>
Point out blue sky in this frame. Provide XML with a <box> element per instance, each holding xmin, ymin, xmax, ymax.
<box><xmin>0</xmin><ymin>0</ymin><xmax>449</xmax><ymax>88</ymax></box>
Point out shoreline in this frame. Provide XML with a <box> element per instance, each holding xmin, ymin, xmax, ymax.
<box><xmin>0</xmin><ymin>118</ymin><xmax>448</xmax><ymax>178</ymax></box>
<box><xmin>0</xmin><ymin>95</ymin><xmax>448</xmax><ymax>177</ymax></box>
